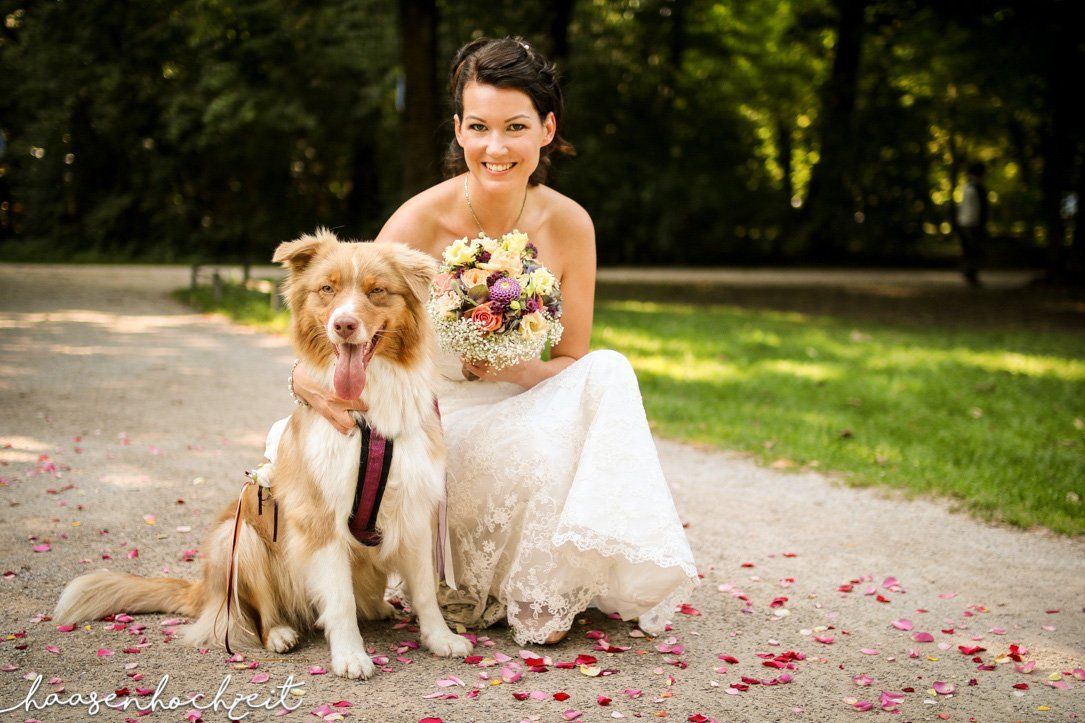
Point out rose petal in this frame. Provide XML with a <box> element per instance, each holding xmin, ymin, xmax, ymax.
<box><xmin>912</xmin><ymin>632</ymin><xmax>935</xmax><ymax>643</ymax></box>
<box><xmin>932</xmin><ymin>681</ymin><xmax>955</xmax><ymax>695</ymax></box>
<box><xmin>891</xmin><ymin>619</ymin><xmax>913</xmax><ymax>631</ymax></box>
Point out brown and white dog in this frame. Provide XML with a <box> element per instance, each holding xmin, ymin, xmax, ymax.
<box><xmin>54</xmin><ymin>230</ymin><xmax>472</xmax><ymax>678</ymax></box>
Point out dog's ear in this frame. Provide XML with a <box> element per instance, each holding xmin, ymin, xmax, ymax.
<box><xmin>273</xmin><ymin>228</ymin><xmax>337</xmax><ymax>275</ymax></box>
<box><xmin>389</xmin><ymin>244</ymin><xmax>438</xmax><ymax>305</ymax></box>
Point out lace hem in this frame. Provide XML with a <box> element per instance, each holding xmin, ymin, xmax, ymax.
<box><xmin>551</xmin><ymin>526</ymin><xmax>699</xmax><ymax>580</ymax></box>
<box><xmin>503</xmin><ymin>527</ymin><xmax>699</xmax><ymax>645</ymax></box>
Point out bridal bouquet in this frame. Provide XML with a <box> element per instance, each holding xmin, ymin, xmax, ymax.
<box><xmin>427</xmin><ymin>231</ymin><xmax>563</xmax><ymax>370</ymax></box>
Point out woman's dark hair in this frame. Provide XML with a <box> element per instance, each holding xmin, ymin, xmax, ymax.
<box><xmin>445</xmin><ymin>37</ymin><xmax>575</xmax><ymax>186</ymax></box>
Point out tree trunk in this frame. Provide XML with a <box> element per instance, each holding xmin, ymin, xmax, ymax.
<box><xmin>547</xmin><ymin>0</ymin><xmax>575</xmax><ymax>69</ymax></box>
<box><xmin>797</xmin><ymin>0</ymin><xmax>867</xmax><ymax>257</ymax></box>
<box><xmin>398</xmin><ymin>0</ymin><xmax>441</xmax><ymax>199</ymax></box>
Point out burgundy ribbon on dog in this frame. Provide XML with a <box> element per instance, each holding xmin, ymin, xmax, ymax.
<box><xmin>348</xmin><ymin>421</ymin><xmax>392</xmax><ymax>546</ymax></box>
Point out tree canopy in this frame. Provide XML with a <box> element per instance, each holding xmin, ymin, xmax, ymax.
<box><xmin>0</xmin><ymin>0</ymin><xmax>1081</xmax><ymax>274</ymax></box>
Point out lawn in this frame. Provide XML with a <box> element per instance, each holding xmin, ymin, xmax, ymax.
<box><xmin>176</xmin><ymin>281</ymin><xmax>1085</xmax><ymax>534</ymax></box>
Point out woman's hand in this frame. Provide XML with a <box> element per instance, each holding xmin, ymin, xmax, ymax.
<box><xmin>292</xmin><ymin>363</ymin><xmax>368</xmax><ymax>435</ymax></box>
<box><xmin>462</xmin><ymin>359</ymin><xmax>536</xmax><ymax>387</ymax></box>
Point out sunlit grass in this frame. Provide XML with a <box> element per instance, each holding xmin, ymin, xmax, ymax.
<box><xmin>593</xmin><ymin>300</ymin><xmax>1085</xmax><ymax>535</ymax></box>
<box><xmin>176</xmin><ymin>284</ymin><xmax>1085</xmax><ymax>534</ymax></box>
<box><xmin>174</xmin><ymin>283</ymin><xmax>290</xmax><ymax>334</ymax></box>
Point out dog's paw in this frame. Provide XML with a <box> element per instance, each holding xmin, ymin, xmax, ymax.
<box><xmin>265</xmin><ymin>626</ymin><xmax>299</xmax><ymax>653</ymax></box>
<box><xmin>423</xmin><ymin>627</ymin><xmax>474</xmax><ymax>658</ymax></box>
<box><xmin>331</xmin><ymin>645</ymin><xmax>375</xmax><ymax>679</ymax></box>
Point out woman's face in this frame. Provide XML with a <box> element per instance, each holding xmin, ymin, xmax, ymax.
<box><xmin>454</xmin><ymin>81</ymin><xmax>555</xmax><ymax>191</ymax></box>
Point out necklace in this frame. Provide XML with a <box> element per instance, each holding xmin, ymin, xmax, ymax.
<box><xmin>464</xmin><ymin>175</ymin><xmax>527</xmax><ymax>237</ymax></box>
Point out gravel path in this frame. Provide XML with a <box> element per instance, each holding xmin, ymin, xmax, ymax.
<box><xmin>0</xmin><ymin>264</ymin><xmax>1081</xmax><ymax>722</ymax></box>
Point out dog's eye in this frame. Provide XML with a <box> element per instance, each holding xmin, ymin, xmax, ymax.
<box><xmin>319</xmin><ymin>284</ymin><xmax>334</xmax><ymax>294</ymax></box>
<box><xmin>369</xmin><ymin>287</ymin><xmax>386</xmax><ymax>297</ymax></box>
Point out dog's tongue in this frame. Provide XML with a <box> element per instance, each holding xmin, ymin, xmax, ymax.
<box><xmin>333</xmin><ymin>343</ymin><xmax>367</xmax><ymax>400</ymax></box>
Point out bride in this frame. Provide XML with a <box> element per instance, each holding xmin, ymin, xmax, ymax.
<box><xmin>291</xmin><ymin>37</ymin><xmax>697</xmax><ymax>645</ymax></box>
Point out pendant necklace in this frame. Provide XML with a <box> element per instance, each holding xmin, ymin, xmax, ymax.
<box><xmin>464</xmin><ymin>175</ymin><xmax>527</xmax><ymax>238</ymax></box>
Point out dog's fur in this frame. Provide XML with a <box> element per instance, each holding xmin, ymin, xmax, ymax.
<box><xmin>54</xmin><ymin>230</ymin><xmax>472</xmax><ymax>677</ymax></box>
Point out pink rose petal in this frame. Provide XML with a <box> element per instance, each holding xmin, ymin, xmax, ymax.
<box><xmin>853</xmin><ymin>674</ymin><xmax>875</xmax><ymax>687</ymax></box>
<box><xmin>250</xmin><ymin>673</ymin><xmax>270</xmax><ymax>683</ymax></box>
<box><xmin>891</xmin><ymin>619</ymin><xmax>913</xmax><ymax>631</ymax></box>
<box><xmin>307</xmin><ymin>666</ymin><xmax>326</xmax><ymax>675</ymax></box>
<box><xmin>912</xmin><ymin>632</ymin><xmax>934</xmax><ymax>643</ymax></box>
<box><xmin>437</xmin><ymin>675</ymin><xmax>465</xmax><ymax>688</ymax></box>
<box><xmin>932</xmin><ymin>681</ymin><xmax>955</xmax><ymax>695</ymax></box>
<box><xmin>860</xmin><ymin>648</ymin><xmax>880</xmax><ymax>655</ymax></box>
<box><xmin>562</xmin><ymin>711</ymin><xmax>583</xmax><ymax>721</ymax></box>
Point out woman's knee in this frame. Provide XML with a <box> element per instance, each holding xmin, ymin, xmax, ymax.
<box><xmin>583</xmin><ymin>349</ymin><xmax>636</xmax><ymax>381</ymax></box>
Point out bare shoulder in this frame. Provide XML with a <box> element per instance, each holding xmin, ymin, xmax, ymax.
<box><xmin>538</xmin><ymin>186</ymin><xmax>595</xmax><ymax>256</ymax></box>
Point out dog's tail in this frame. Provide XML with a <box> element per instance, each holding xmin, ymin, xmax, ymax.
<box><xmin>54</xmin><ymin>571</ymin><xmax>203</xmax><ymax>624</ymax></box>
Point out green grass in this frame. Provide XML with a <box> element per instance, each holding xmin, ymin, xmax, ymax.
<box><xmin>175</xmin><ymin>283</ymin><xmax>291</xmax><ymax>333</ymax></box>
<box><xmin>176</xmin><ymin>282</ymin><xmax>1085</xmax><ymax>534</ymax></box>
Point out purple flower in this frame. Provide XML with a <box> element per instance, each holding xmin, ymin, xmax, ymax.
<box><xmin>478</xmin><ymin>251</ymin><xmax>492</xmax><ymax>263</ymax></box>
<box><xmin>488</xmin><ymin>276</ymin><xmax>522</xmax><ymax>305</ymax></box>
<box><xmin>486</xmin><ymin>271</ymin><xmax>506</xmax><ymax>286</ymax></box>
<box><xmin>525</xmin><ymin>243</ymin><xmax>538</xmax><ymax>258</ymax></box>
<box><xmin>524</xmin><ymin>297</ymin><xmax>540</xmax><ymax>313</ymax></box>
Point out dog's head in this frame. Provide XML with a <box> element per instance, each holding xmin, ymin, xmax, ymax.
<box><xmin>273</xmin><ymin>228</ymin><xmax>437</xmax><ymax>399</ymax></box>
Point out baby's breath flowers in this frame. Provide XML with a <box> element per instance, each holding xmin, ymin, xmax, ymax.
<box><xmin>428</xmin><ymin>231</ymin><xmax>563</xmax><ymax>370</ymax></box>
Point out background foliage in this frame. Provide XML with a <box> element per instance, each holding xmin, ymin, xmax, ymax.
<box><xmin>1</xmin><ymin>0</ymin><xmax>1082</xmax><ymax>273</ymax></box>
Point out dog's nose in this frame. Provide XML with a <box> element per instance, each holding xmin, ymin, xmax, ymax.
<box><xmin>334</xmin><ymin>315</ymin><xmax>358</xmax><ymax>337</ymax></box>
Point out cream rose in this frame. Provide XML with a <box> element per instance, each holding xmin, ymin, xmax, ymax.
<box><xmin>518</xmin><ymin>311</ymin><xmax>549</xmax><ymax>342</ymax></box>
<box><xmin>460</xmin><ymin>267</ymin><xmax>490</xmax><ymax>289</ymax></box>
<box><xmin>478</xmin><ymin>249</ymin><xmax>523</xmax><ymax>277</ymax></box>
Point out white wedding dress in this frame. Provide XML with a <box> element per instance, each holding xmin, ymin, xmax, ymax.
<box><xmin>434</xmin><ymin>347</ymin><xmax>698</xmax><ymax>644</ymax></box>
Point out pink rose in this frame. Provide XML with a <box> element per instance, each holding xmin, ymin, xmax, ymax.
<box><xmin>433</xmin><ymin>273</ymin><xmax>453</xmax><ymax>293</ymax></box>
<box><xmin>466</xmin><ymin>302</ymin><xmax>502</xmax><ymax>332</ymax></box>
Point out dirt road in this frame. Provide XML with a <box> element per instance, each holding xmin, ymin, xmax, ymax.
<box><xmin>0</xmin><ymin>264</ymin><xmax>1081</xmax><ymax>722</ymax></box>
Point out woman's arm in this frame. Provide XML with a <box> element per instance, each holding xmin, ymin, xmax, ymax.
<box><xmin>463</xmin><ymin>204</ymin><xmax>597</xmax><ymax>388</ymax></box>
<box><xmin>291</xmin><ymin>364</ymin><xmax>367</xmax><ymax>435</ymax></box>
